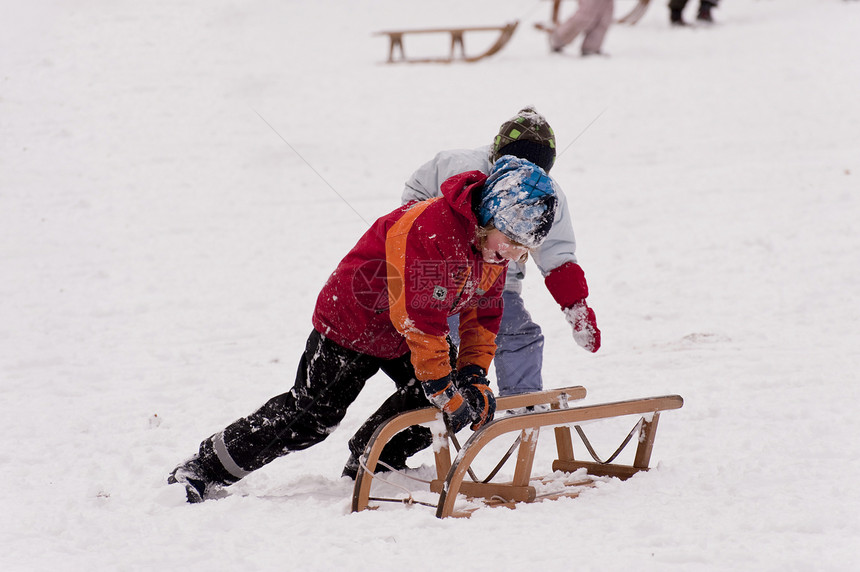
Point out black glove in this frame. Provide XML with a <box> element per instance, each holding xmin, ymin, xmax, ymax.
<box><xmin>421</xmin><ymin>374</ymin><xmax>474</xmax><ymax>432</ymax></box>
<box><xmin>453</xmin><ymin>365</ymin><xmax>496</xmax><ymax>430</ymax></box>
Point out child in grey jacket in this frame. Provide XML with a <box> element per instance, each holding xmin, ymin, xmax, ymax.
<box><xmin>400</xmin><ymin>106</ymin><xmax>600</xmax><ymax>398</ymax></box>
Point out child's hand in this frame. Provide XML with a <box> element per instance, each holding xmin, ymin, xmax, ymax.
<box><xmin>564</xmin><ymin>301</ymin><xmax>601</xmax><ymax>352</ymax></box>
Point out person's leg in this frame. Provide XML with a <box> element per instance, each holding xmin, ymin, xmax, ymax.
<box><xmin>697</xmin><ymin>0</ymin><xmax>717</xmax><ymax>22</ymax></box>
<box><xmin>669</xmin><ymin>0</ymin><xmax>690</xmax><ymax>24</ymax></box>
<box><xmin>494</xmin><ymin>290</ymin><xmax>544</xmax><ymax>396</ymax></box>
<box><xmin>550</xmin><ymin>0</ymin><xmax>599</xmax><ymax>51</ymax></box>
<box><xmin>170</xmin><ymin>330</ymin><xmax>378</xmax><ymax>500</ymax></box>
<box><xmin>581</xmin><ymin>0</ymin><xmax>615</xmax><ymax>55</ymax></box>
<box><xmin>343</xmin><ymin>352</ymin><xmax>435</xmax><ymax>478</ymax></box>
<box><xmin>446</xmin><ymin>314</ymin><xmax>460</xmax><ymax>346</ymax></box>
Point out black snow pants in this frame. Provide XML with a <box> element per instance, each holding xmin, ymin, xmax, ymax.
<box><xmin>669</xmin><ymin>0</ymin><xmax>719</xmax><ymax>10</ymax></box>
<box><xmin>194</xmin><ymin>329</ymin><xmax>433</xmax><ymax>485</ymax></box>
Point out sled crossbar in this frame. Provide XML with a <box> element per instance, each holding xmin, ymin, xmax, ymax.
<box><xmin>374</xmin><ymin>21</ymin><xmax>518</xmax><ymax>64</ymax></box>
<box><xmin>351</xmin><ymin>387</ymin><xmax>683</xmax><ymax>518</ymax></box>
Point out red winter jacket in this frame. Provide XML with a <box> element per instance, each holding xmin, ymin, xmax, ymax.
<box><xmin>312</xmin><ymin>171</ymin><xmax>506</xmax><ymax>382</ymax></box>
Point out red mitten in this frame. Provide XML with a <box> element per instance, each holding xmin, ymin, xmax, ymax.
<box><xmin>563</xmin><ymin>300</ymin><xmax>601</xmax><ymax>352</ymax></box>
<box><xmin>544</xmin><ymin>261</ymin><xmax>589</xmax><ymax>310</ymax></box>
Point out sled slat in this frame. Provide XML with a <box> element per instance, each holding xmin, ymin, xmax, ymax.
<box><xmin>551</xmin><ymin>460</ymin><xmax>641</xmax><ymax>480</ymax></box>
<box><xmin>429</xmin><ymin>480</ymin><xmax>536</xmax><ymax>503</ymax></box>
<box><xmin>634</xmin><ymin>412</ymin><xmax>661</xmax><ymax>468</ymax></box>
<box><xmin>512</xmin><ymin>428</ymin><xmax>539</xmax><ymax>488</ymax></box>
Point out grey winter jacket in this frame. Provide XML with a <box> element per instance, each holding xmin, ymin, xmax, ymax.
<box><xmin>401</xmin><ymin>145</ymin><xmax>578</xmax><ymax>294</ymax></box>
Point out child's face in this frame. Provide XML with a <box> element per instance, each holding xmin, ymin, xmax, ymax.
<box><xmin>480</xmin><ymin>229</ymin><xmax>529</xmax><ymax>264</ymax></box>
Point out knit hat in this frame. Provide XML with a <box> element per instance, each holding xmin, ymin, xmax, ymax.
<box><xmin>478</xmin><ymin>156</ymin><xmax>558</xmax><ymax>249</ymax></box>
<box><xmin>492</xmin><ymin>106</ymin><xmax>556</xmax><ymax>172</ymax></box>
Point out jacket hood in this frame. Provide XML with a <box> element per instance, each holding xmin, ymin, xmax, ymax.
<box><xmin>440</xmin><ymin>170</ymin><xmax>487</xmax><ymax>229</ymax></box>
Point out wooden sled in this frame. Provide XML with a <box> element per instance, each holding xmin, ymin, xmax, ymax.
<box><xmin>351</xmin><ymin>386</ymin><xmax>683</xmax><ymax>518</ymax></box>
<box><xmin>374</xmin><ymin>21</ymin><xmax>518</xmax><ymax>64</ymax></box>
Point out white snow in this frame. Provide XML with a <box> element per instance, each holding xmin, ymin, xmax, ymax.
<box><xmin>2</xmin><ymin>0</ymin><xmax>859</xmax><ymax>570</ymax></box>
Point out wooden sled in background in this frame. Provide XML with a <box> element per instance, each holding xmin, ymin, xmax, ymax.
<box><xmin>374</xmin><ymin>21</ymin><xmax>519</xmax><ymax>64</ymax></box>
<box><xmin>535</xmin><ymin>0</ymin><xmax>651</xmax><ymax>30</ymax></box>
<box><xmin>351</xmin><ymin>386</ymin><xmax>683</xmax><ymax>518</ymax></box>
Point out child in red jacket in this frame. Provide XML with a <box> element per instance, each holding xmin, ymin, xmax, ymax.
<box><xmin>168</xmin><ymin>156</ymin><xmax>557</xmax><ymax>503</ymax></box>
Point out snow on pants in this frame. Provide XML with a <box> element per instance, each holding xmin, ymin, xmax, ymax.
<box><xmin>195</xmin><ymin>329</ymin><xmax>431</xmax><ymax>484</ymax></box>
<box><xmin>448</xmin><ymin>290</ymin><xmax>544</xmax><ymax>396</ymax></box>
<box><xmin>550</xmin><ymin>0</ymin><xmax>614</xmax><ymax>54</ymax></box>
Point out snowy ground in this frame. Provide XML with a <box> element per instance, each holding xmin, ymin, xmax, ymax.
<box><xmin>2</xmin><ymin>0</ymin><xmax>859</xmax><ymax>570</ymax></box>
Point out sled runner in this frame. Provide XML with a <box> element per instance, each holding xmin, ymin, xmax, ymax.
<box><xmin>351</xmin><ymin>386</ymin><xmax>683</xmax><ymax>518</ymax></box>
<box><xmin>374</xmin><ymin>21</ymin><xmax>519</xmax><ymax>63</ymax></box>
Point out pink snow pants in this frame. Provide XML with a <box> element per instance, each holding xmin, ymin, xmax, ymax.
<box><xmin>550</xmin><ymin>0</ymin><xmax>614</xmax><ymax>54</ymax></box>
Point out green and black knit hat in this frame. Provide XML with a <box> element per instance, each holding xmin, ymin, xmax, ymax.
<box><xmin>491</xmin><ymin>106</ymin><xmax>556</xmax><ymax>172</ymax></box>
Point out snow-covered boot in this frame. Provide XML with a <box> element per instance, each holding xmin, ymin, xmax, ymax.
<box><xmin>167</xmin><ymin>436</ymin><xmax>241</xmax><ymax>503</ymax></box>
<box><xmin>168</xmin><ymin>457</ymin><xmax>217</xmax><ymax>503</ymax></box>
<box><xmin>670</xmin><ymin>9</ymin><xmax>687</xmax><ymax>26</ymax></box>
<box><xmin>341</xmin><ymin>454</ymin><xmax>361</xmax><ymax>480</ymax></box>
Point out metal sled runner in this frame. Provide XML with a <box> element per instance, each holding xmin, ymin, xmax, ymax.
<box><xmin>351</xmin><ymin>386</ymin><xmax>683</xmax><ymax>518</ymax></box>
